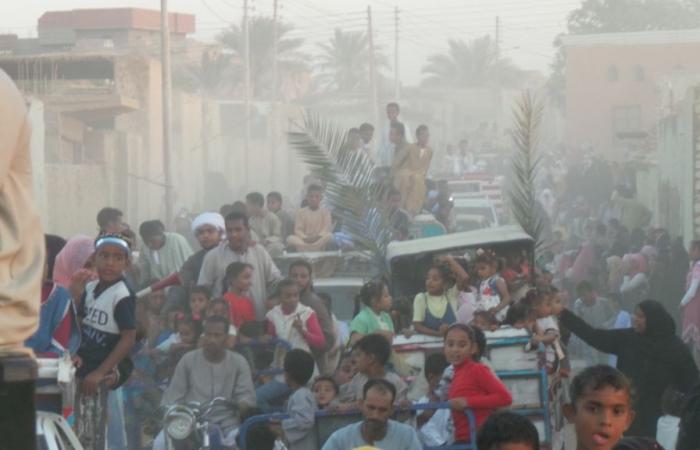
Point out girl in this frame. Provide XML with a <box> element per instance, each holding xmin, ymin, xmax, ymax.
<box><xmin>266</xmin><ymin>279</ymin><xmax>326</xmax><ymax>354</ymax></box>
<box><xmin>444</xmin><ymin>324</ymin><xmax>512</xmax><ymax>443</ymax></box>
<box><xmin>475</xmin><ymin>252</ymin><xmax>511</xmax><ymax>322</ymax></box>
<box><xmin>349</xmin><ymin>280</ymin><xmax>394</xmax><ymax>346</ymax></box>
<box><xmin>413</xmin><ymin>255</ymin><xmax>469</xmax><ymax>336</ymax></box>
<box><xmin>222</xmin><ymin>262</ymin><xmax>256</xmax><ymax>329</ymax></box>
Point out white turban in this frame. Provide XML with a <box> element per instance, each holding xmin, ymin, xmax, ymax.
<box><xmin>191</xmin><ymin>212</ymin><xmax>225</xmax><ymax>234</ymax></box>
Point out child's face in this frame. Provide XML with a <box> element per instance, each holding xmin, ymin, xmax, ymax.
<box><xmin>95</xmin><ymin>245</ymin><xmax>129</xmax><ymax>282</ymax></box>
<box><xmin>550</xmin><ymin>294</ymin><xmax>563</xmax><ymax>316</ymax></box>
<box><xmin>373</xmin><ymin>286</ymin><xmax>392</xmax><ymax>312</ymax></box>
<box><xmin>246</xmin><ymin>201</ymin><xmax>263</xmax><ymax>217</ymax></box>
<box><xmin>267</xmin><ymin>197</ymin><xmax>282</xmax><ymax>212</ymax></box>
<box><xmin>147</xmin><ymin>290</ymin><xmax>166</xmax><ymax>313</ymax></box>
<box><xmin>280</xmin><ymin>285</ymin><xmax>300</xmax><ymax>311</ymax></box>
<box><xmin>564</xmin><ymin>386</ymin><xmax>634</xmax><ymax>450</ymax></box>
<box><xmin>189</xmin><ymin>293</ymin><xmax>209</xmax><ymax>317</ymax></box>
<box><xmin>233</xmin><ymin>267</ymin><xmax>254</xmax><ymax>293</ymax></box>
<box><xmin>335</xmin><ymin>356</ymin><xmax>356</xmax><ymax>385</ymax></box>
<box><xmin>444</xmin><ymin>328</ymin><xmax>474</xmax><ymax>366</ymax></box>
<box><xmin>426</xmin><ymin>268</ymin><xmax>447</xmax><ymax>295</ymax></box>
<box><xmin>353</xmin><ymin>348</ymin><xmax>373</xmax><ymax>374</ymax></box>
<box><xmin>195</xmin><ymin>225</ymin><xmax>221</xmax><ymax>250</ymax></box>
<box><xmin>307</xmin><ymin>191</ymin><xmax>322</xmax><ymax>209</ymax></box>
<box><xmin>533</xmin><ymin>298</ymin><xmax>553</xmax><ymax>318</ymax></box>
<box><xmin>426</xmin><ymin>372</ymin><xmax>442</xmax><ymax>392</ymax></box>
<box><xmin>313</xmin><ymin>380</ymin><xmax>337</xmax><ymax>407</ymax></box>
<box><xmin>290</xmin><ymin>266</ymin><xmax>312</xmax><ymax>293</ymax></box>
<box><xmin>178</xmin><ymin>324</ymin><xmax>197</xmax><ymax>345</ymax></box>
<box><xmin>208</xmin><ymin>303</ymin><xmax>228</xmax><ymax>318</ymax></box>
<box><xmin>477</xmin><ymin>262</ymin><xmax>496</xmax><ymax>279</ymax></box>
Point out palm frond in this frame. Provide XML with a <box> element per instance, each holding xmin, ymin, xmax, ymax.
<box><xmin>506</xmin><ymin>91</ymin><xmax>549</xmax><ymax>254</ymax></box>
<box><xmin>288</xmin><ymin>113</ymin><xmax>395</xmax><ymax>276</ymax></box>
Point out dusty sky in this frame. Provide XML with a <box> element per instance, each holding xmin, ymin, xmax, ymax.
<box><xmin>0</xmin><ymin>0</ymin><xmax>582</xmax><ymax>84</ymax></box>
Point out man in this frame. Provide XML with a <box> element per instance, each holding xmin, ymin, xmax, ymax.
<box><xmin>379</xmin><ymin>102</ymin><xmax>411</xmax><ymax>167</ymax></box>
<box><xmin>246</xmin><ymin>192</ymin><xmax>284</xmax><ymax>257</ymax></box>
<box><xmin>266</xmin><ymin>191</ymin><xmax>295</xmax><ymax>242</ymax></box>
<box><xmin>392</xmin><ymin>124</ymin><xmax>433</xmax><ymax>215</ymax></box>
<box><xmin>179</xmin><ymin>212</ymin><xmax>225</xmax><ymax>291</ymax></box>
<box><xmin>97</xmin><ymin>207</ymin><xmax>129</xmax><ymax>234</ymax></box>
<box><xmin>571</xmin><ymin>281</ymin><xmax>616</xmax><ymax>365</ymax></box>
<box><xmin>198</xmin><ymin>212</ymin><xmax>282</xmax><ymax>318</ymax></box>
<box><xmin>322</xmin><ymin>379</ymin><xmax>422</xmax><ymax>450</ymax></box>
<box><xmin>138</xmin><ymin>220</ymin><xmax>193</xmax><ymax>282</ymax></box>
<box><xmin>359</xmin><ymin>122</ymin><xmax>375</xmax><ymax>156</ymax></box>
<box><xmin>287</xmin><ymin>185</ymin><xmax>333</xmax><ymax>252</ymax></box>
<box><xmin>153</xmin><ymin>316</ymin><xmax>256</xmax><ymax>450</ymax></box>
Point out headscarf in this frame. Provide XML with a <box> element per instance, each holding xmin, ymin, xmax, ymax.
<box><xmin>640</xmin><ymin>245</ymin><xmax>657</xmax><ymax>268</ymax></box>
<box><xmin>52</xmin><ymin>235</ymin><xmax>95</xmax><ymax>289</ymax></box>
<box><xmin>45</xmin><ymin>234</ymin><xmax>67</xmax><ymax>281</ymax></box>
<box><xmin>637</xmin><ymin>300</ymin><xmax>676</xmax><ymax>339</ymax></box>
<box><xmin>624</xmin><ymin>253</ymin><xmax>648</xmax><ymax>277</ymax></box>
<box><xmin>191</xmin><ymin>212</ymin><xmax>225</xmax><ymax>234</ymax></box>
<box><xmin>635</xmin><ymin>300</ymin><xmax>688</xmax><ymax>365</ymax></box>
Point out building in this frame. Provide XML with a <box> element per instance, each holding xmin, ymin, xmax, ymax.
<box><xmin>562</xmin><ymin>29</ymin><xmax>700</xmax><ymax>160</ymax></box>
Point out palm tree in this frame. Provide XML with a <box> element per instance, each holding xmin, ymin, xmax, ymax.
<box><xmin>217</xmin><ymin>17</ymin><xmax>307</xmax><ymax>98</ymax></box>
<box><xmin>422</xmin><ymin>35</ymin><xmax>523</xmax><ymax>88</ymax></box>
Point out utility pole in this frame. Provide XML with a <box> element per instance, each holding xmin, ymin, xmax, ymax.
<box><xmin>495</xmin><ymin>15</ymin><xmax>501</xmax><ymax>59</ymax></box>
<box><xmin>243</xmin><ymin>0</ymin><xmax>251</xmax><ymax>189</ymax></box>
<box><xmin>270</xmin><ymin>0</ymin><xmax>278</xmax><ymax>189</ymax></box>
<box><xmin>160</xmin><ymin>0</ymin><xmax>173</xmax><ymax>225</ymax></box>
<box><xmin>394</xmin><ymin>6</ymin><xmax>400</xmax><ymax>101</ymax></box>
<box><xmin>367</xmin><ymin>6</ymin><xmax>380</xmax><ymax>141</ymax></box>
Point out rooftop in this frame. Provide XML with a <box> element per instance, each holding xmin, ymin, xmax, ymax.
<box><xmin>38</xmin><ymin>8</ymin><xmax>195</xmax><ymax>34</ymax></box>
<box><xmin>561</xmin><ymin>28</ymin><xmax>700</xmax><ymax>47</ymax></box>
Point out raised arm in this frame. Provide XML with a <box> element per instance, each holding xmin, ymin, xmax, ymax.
<box><xmin>559</xmin><ymin>309</ymin><xmax>625</xmax><ymax>355</ymax></box>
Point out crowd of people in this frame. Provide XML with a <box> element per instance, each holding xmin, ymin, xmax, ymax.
<box><xmin>25</xmin><ymin>100</ymin><xmax>700</xmax><ymax>450</ymax></box>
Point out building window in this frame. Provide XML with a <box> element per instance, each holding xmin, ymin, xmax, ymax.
<box><xmin>607</xmin><ymin>65</ymin><xmax>618</xmax><ymax>81</ymax></box>
<box><xmin>634</xmin><ymin>65</ymin><xmax>645</xmax><ymax>81</ymax></box>
<box><xmin>612</xmin><ymin>105</ymin><xmax>644</xmax><ymax>146</ymax></box>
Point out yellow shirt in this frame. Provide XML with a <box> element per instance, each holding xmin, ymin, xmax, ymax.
<box><xmin>412</xmin><ymin>285</ymin><xmax>459</xmax><ymax>322</ymax></box>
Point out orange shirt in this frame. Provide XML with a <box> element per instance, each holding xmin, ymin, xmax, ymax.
<box><xmin>223</xmin><ymin>292</ymin><xmax>256</xmax><ymax>328</ymax></box>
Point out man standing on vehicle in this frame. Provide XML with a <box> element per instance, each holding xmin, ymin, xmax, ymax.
<box><xmin>153</xmin><ymin>316</ymin><xmax>256</xmax><ymax>450</ymax></box>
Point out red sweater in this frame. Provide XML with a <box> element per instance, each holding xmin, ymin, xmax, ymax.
<box><xmin>449</xmin><ymin>359</ymin><xmax>513</xmax><ymax>442</ymax></box>
<box><xmin>266</xmin><ymin>310</ymin><xmax>326</xmax><ymax>350</ymax></box>
<box><xmin>223</xmin><ymin>292</ymin><xmax>256</xmax><ymax>328</ymax></box>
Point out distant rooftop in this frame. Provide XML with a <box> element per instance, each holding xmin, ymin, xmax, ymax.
<box><xmin>561</xmin><ymin>28</ymin><xmax>700</xmax><ymax>47</ymax></box>
<box><xmin>38</xmin><ymin>8</ymin><xmax>195</xmax><ymax>34</ymax></box>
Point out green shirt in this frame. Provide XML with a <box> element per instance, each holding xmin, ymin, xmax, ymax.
<box><xmin>350</xmin><ymin>307</ymin><xmax>394</xmax><ymax>337</ymax></box>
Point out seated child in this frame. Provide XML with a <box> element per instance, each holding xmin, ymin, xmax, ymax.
<box><xmin>334</xmin><ymin>352</ymin><xmax>357</xmax><ymax>387</ymax></box>
<box><xmin>313</xmin><ymin>375</ymin><xmax>339</xmax><ymax>410</ymax></box>
<box><xmin>444</xmin><ymin>324</ymin><xmax>512</xmax><ymax>443</ymax></box>
<box><xmin>416</xmin><ymin>353</ymin><xmax>453</xmax><ymax>447</ymax></box>
<box><xmin>477</xmin><ymin>411</ymin><xmax>540</xmax><ymax>450</ymax></box>
<box><xmin>272</xmin><ymin>349</ymin><xmax>318</xmax><ymax>450</ymax></box>
<box><xmin>189</xmin><ymin>285</ymin><xmax>211</xmax><ymax>322</ymax></box>
<box><xmin>503</xmin><ymin>302</ymin><xmax>534</xmax><ymax>329</ymax></box>
<box><xmin>155</xmin><ymin>316</ymin><xmax>201</xmax><ymax>382</ymax></box>
<box><xmin>471</xmin><ymin>310</ymin><xmax>499</xmax><ymax>332</ymax></box>
<box><xmin>564</xmin><ymin>365</ymin><xmax>634</xmax><ymax>450</ymax></box>
<box><xmin>286</xmin><ymin>184</ymin><xmax>333</xmax><ymax>252</ymax></box>
<box><xmin>222</xmin><ymin>262</ymin><xmax>256</xmax><ymax>328</ymax></box>
<box><xmin>413</xmin><ymin>256</ymin><xmax>469</xmax><ymax>336</ymax></box>
<box><xmin>338</xmin><ymin>334</ymin><xmax>407</xmax><ymax>407</ymax></box>
<box><xmin>349</xmin><ymin>280</ymin><xmax>395</xmax><ymax>346</ymax></box>
<box><xmin>656</xmin><ymin>388</ymin><xmax>683</xmax><ymax>450</ymax></box>
<box><xmin>475</xmin><ymin>252</ymin><xmax>511</xmax><ymax>322</ymax></box>
<box><xmin>203</xmin><ymin>298</ymin><xmax>237</xmax><ymax>349</ymax></box>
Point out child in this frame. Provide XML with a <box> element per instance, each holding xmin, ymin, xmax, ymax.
<box><xmin>444</xmin><ymin>324</ymin><xmax>512</xmax><ymax>443</ymax></box>
<box><xmin>286</xmin><ymin>184</ymin><xmax>333</xmax><ymax>252</ymax></box>
<box><xmin>471</xmin><ymin>310</ymin><xmax>499</xmax><ymax>332</ymax></box>
<box><xmin>267</xmin><ymin>191</ymin><xmax>295</xmax><ymax>242</ymax></box>
<box><xmin>189</xmin><ymin>285</ymin><xmax>211</xmax><ymax>322</ymax></box>
<box><xmin>475</xmin><ymin>252</ymin><xmax>511</xmax><ymax>321</ymax></box>
<box><xmin>155</xmin><ymin>317</ymin><xmax>200</xmax><ymax>382</ymax></box>
<box><xmin>334</xmin><ymin>352</ymin><xmax>356</xmax><ymax>386</ymax></box>
<box><xmin>572</xmin><ymin>281</ymin><xmax>615</xmax><ymax>365</ymax></box>
<box><xmin>205</xmin><ymin>298</ymin><xmax>237</xmax><ymax>349</ymax></box>
<box><xmin>349</xmin><ymin>280</ymin><xmax>395</xmax><ymax>346</ymax></box>
<box><xmin>222</xmin><ymin>262</ymin><xmax>256</xmax><ymax>328</ymax></box>
<box><xmin>503</xmin><ymin>302</ymin><xmax>534</xmax><ymax>329</ymax></box>
<box><xmin>266</xmin><ymin>279</ymin><xmax>326</xmax><ymax>354</ymax></box>
<box><xmin>416</xmin><ymin>353</ymin><xmax>453</xmax><ymax>447</ymax></box>
<box><xmin>476</xmin><ymin>411</ymin><xmax>540</xmax><ymax>450</ymax></box>
<box><xmin>563</xmin><ymin>365</ymin><xmax>634</xmax><ymax>450</ymax></box>
<box><xmin>413</xmin><ymin>256</ymin><xmax>469</xmax><ymax>336</ymax></box>
<box><xmin>73</xmin><ymin>234</ymin><xmax>137</xmax><ymax>450</ymax></box>
<box><xmin>656</xmin><ymin>388</ymin><xmax>683</xmax><ymax>450</ymax></box>
<box><xmin>276</xmin><ymin>349</ymin><xmax>318</xmax><ymax>450</ymax></box>
<box><xmin>338</xmin><ymin>334</ymin><xmax>407</xmax><ymax>407</ymax></box>
<box><xmin>312</xmin><ymin>375</ymin><xmax>339</xmax><ymax>409</ymax></box>
<box><xmin>524</xmin><ymin>289</ymin><xmax>564</xmax><ymax>374</ymax></box>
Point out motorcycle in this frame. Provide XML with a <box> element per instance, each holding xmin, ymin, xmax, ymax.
<box><xmin>163</xmin><ymin>397</ymin><xmax>238</xmax><ymax>450</ymax></box>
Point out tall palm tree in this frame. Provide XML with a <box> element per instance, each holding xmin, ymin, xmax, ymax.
<box><xmin>217</xmin><ymin>17</ymin><xmax>307</xmax><ymax>98</ymax></box>
<box><xmin>422</xmin><ymin>35</ymin><xmax>523</xmax><ymax>88</ymax></box>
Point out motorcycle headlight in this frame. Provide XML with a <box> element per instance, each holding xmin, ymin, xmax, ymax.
<box><xmin>165</xmin><ymin>407</ymin><xmax>196</xmax><ymax>441</ymax></box>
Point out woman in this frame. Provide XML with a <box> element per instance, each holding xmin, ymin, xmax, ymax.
<box><xmin>52</xmin><ymin>235</ymin><xmax>96</xmax><ymax>291</ymax></box>
<box><xmin>558</xmin><ymin>300</ymin><xmax>698</xmax><ymax>437</ymax></box>
<box><xmin>620</xmin><ymin>253</ymin><xmax>649</xmax><ymax>311</ymax></box>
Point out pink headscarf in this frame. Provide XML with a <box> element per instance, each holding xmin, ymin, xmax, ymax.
<box><xmin>52</xmin><ymin>235</ymin><xmax>95</xmax><ymax>289</ymax></box>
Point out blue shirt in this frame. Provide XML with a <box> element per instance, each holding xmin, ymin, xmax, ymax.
<box><xmin>322</xmin><ymin>420</ymin><xmax>422</xmax><ymax>450</ymax></box>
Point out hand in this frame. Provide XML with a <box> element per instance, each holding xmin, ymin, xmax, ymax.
<box><xmin>292</xmin><ymin>316</ymin><xmax>304</xmax><ymax>332</ymax></box>
<box><xmin>268</xmin><ymin>419</ymin><xmax>283</xmax><ymax>436</ymax></box>
<box><xmin>72</xmin><ymin>355</ymin><xmax>83</xmax><ymax>368</ymax></box>
<box><xmin>69</xmin><ymin>269</ymin><xmax>93</xmax><ymax>301</ymax></box>
<box><xmin>438</xmin><ymin>324</ymin><xmax>450</xmax><ymax>336</ymax></box>
<box><xmin>82</xmin><ymin>370</ymin><xmax>105</xmax><ymax>396</ymax></box>
<box><xmin>449</xmin><ymin>397</ymin><xmax>468</xmax><ymax>410</ymax></box>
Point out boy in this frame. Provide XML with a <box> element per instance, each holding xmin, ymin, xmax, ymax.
<box><xmin>564</xmin><ymin>365</ymin><xmax>635</xmax><ymax>450</ymax></box>
<box><xmin>267</xmin><ymin>191</ymin><xmax>295</xmax><ymax>241</ymax></box>
<box><xmin>180</xmin><ymin>212</ymin><xmax>225</xmax><ymax>290</ymax></box>
<box><xmin>97</xmin><ymin>207</ymin><xmax>128</xmax><ymax>234</ymax></box>
<box><xmin>138</xmin><ymin>219</ymin><xmax>193</xmax><ymax>281</ymax></box>
<box><xmin>247</xmin><ymin>192</ymin><xmax>284</xmax><ymax>256</ymax></box>
<box><xmin>189</xmin><ymin>285</ymin><xmax>211</xmax><ymax>321</ymax></box>
<box><xmin>572</xmin><ymin>282</ymin><xmax>615</xmax><ymax>365</ymax></box>
<box><xmin>73</xmin><ymin>234</ymin><xmax>137</xmax><ymax>450</ymax></box>
<box><xmin>477</xmin><ymin>411</ymin><xmax>540</xmax><ymax>450</ymax></box>
<box><xmin>416</xmin><ymin>353</ymin><xmax>452</xmax><ymax>447</ymax></box>
<box><xmin>313</xmin><ymin>375</ymin><xmax>339</xmax><ymax>409</ymax></box>
<box><xmin>338</xmin><ymin>334</ymin><xmax>407</xmax><ymax>407</ymax></box>
<box><xmin>274</xmin><ymin>349</ymin><xmax>318</xmax><ymax>450</ymax></box>
<box><xmin>287</xmin><ymin>185</ymin><xmax>333</xmax><ymax>252</ymax></box>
